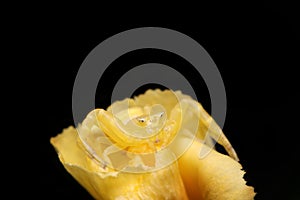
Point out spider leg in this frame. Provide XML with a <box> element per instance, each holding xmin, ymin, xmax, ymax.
<box><xmin>197</xmin><ymin>103</ymin><xmax>239</xmax><ymax>161</ymax></box>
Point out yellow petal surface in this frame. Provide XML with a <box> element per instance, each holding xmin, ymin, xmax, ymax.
<box><xmin>177</xmin><ymin>136</ymin><xmax>255</xmax><ymax>200</ymax></box>
<box><xmin>51</xmin><ymin>126</ymin><xmax>189</xmax><ymax>200</ymax></box>
<box><xmin>133</xmin><ymin>89</ymin><xmax>191</xmax><ymax>117</ymax></box>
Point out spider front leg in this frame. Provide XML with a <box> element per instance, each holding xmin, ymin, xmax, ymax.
<box><xmin>197</xmin><ymin>103</ymin><xmax>239</xmax><ymax>161</ymax></box>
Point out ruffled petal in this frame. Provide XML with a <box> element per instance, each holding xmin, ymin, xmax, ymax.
<box><xmin>176</xmin><ymin>136</ymin><xmax>255</xmax><ymax>200</ymax></box>
<box><xmin>51</xmin><ymin>126</ymin><xmax>189</xmax><ymax>200</ymax></box>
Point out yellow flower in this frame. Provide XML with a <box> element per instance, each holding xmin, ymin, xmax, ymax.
<box><xmin>51</xmin><ymin>89</ymin><xmax>255</xmax><ymax>199</ymax></box>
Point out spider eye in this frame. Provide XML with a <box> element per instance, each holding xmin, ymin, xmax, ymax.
<box><xmin>137</xmin><ymin>117</ymin><xmax>146</xmax><ymax>123</ymax></box>
<box><xmin>134</xmin><ymin>115</ymin><xmax>149</xmax><ymax>127</ymax></box>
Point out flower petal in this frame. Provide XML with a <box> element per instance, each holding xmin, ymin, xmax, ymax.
<box><xmin>133</xmin><ymin>89</ymin><xmax>191</xmax><ymax>117</ymax></box>
<box><xmin>177</xmin><ymin>136</ymin><xmax>255</xmax><ymax>200</ymax></box>
<box><xmin>51</xmin><ymin>126</ymin><xmax>189</xmax><ymax>200</ymax></box>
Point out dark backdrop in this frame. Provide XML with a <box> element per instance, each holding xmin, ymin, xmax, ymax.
<box><xmin>10</xmin><ymin>2</ymin><xmax>299</xmax><ymax>199</ymax></box>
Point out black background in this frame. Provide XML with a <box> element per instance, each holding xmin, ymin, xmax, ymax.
<box><xmin>8</xmin><ymin>2</ymin><xmax>299</xmax><ymax>199</ymax></box>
